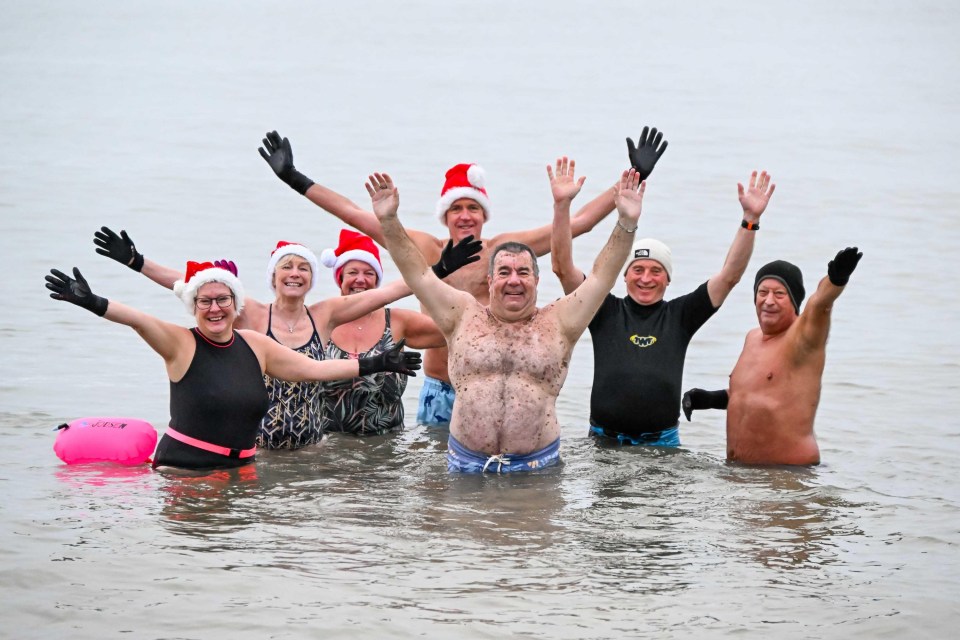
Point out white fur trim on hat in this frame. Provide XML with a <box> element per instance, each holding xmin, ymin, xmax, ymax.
<box><xmin>627</xmin><ymin>238</ymin><xmax>673</xmax><ymax>281</ymax></box>
<box><xmin>173</xmin><ymin>267</ymin><xmax>246</xmax><ymax>315</ymax></box>
<box><xmin>321</xmin><ymin>247</ymin><xmax>383</xmax><ymax>287</ymax></box>
<box><xmin>266</xmin><ymin>242</ymin><xmax>319</xmax><ymax>293</ymax></box>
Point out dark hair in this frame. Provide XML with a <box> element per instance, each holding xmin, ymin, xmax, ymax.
<box><xmin>488</xmin><ymin>241</ymin><xmax>539</xmax><ymax>278</ymax></box>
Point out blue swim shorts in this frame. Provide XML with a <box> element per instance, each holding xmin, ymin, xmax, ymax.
<box><xmin>447</xmin><ymin>434</ymin><xmax>561</xmax><ymax>473</ymax></box>
<box><xmin>417</xmin><ymin>376</ymin><xmax>455</xmax><ymax>428</ymax></box>
<box><xmin>589</xmin><ymin>424</ymin><xmax>680</xmax><ymax>447</ymax></box>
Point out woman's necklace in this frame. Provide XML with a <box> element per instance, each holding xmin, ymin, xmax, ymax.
<box><xmin>281</xmin><ymin>305</ymin><xmax>305</xmax><ymax>334</ymax></box>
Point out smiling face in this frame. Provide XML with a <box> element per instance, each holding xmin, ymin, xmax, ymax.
<box><xmin>194</xmin><ymin>281</ymin><xmax>236</xmax><ymax>337</ymax></box>
<box><xmin>755</xmin><ymin>277</ymin><xmax>798</xmax><ymax>335</ymax></box>
<box><xmin>624</xmin><ymin>259</ymin><xmax>669</xmax><ymax>306</ymax></box>
<box><xmin>487</xmin><ymin>246</ymin><xmax>539</xmax><ymax>322</ymax></box>
<box><xmin>444</xmin><ymin>198</ymin><xmax>486</xmax><ymax>242</ymax></box>
<box><xmin>338</xmin><ymin>259</ymin><xmax>379</xmax><ymax>295</ymax></box>
<box><xmin>272</xmin><ymin>255</ymin><xmax>313</xmax><ymax>300</ymax></box>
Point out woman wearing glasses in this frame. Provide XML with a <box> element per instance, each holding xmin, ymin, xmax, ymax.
<box><xmin>90</xmin><ymin>226</ymin><xmax>480</xmax><ymax>448</ymax></box>
<box><xmin>44</xmin><ymin>261</ymin><xmax>421</xmax><ymax>471</ymax></box>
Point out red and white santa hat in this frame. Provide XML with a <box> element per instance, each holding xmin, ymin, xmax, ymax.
<box><xmin>266</xmin><ymin>241</ymin><xmax>320</xmax><ymax>293</ymax></box>
<box><xmin>320</xmin><ymin>229</ymin><xmax>384</xmax><ymax>287</ymax></box>
<box><xmin>435</xmin><ymin>163</ymin><xmax>491</xmax><ymax>223</ymax></box>
<box><xmin>173</xmin><ymin>261</ymin><xmax>246</xmax><ymax>314</ymax></box>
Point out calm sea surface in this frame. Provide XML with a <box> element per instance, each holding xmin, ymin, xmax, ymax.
<box><xmin>2</xmin><ymin>1</ymin><xmax>959</xmax><ymax>638</ymax></box>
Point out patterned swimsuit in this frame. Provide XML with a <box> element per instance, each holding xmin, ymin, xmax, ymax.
<box><xmin>321</xmin><ymin>308</ymin><xmax>408</xmax><ymax>436</ymax></box>
<box><xmin>257</xmin><ymin>305</ymin><xmax>325</xmax><ymax>449</ymax></box>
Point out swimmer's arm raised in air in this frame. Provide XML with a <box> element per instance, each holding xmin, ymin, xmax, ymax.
<box><xmin>369</xmin><ymin>173</ymin><xmax>472</xmax><ymax>336</ymax></box>
<box><xmin>706</xmin><ymin>171</ymin><xmax>776</xmax><ymax>308</ymax></box>
<box><xmin>548</xmin><ymin>158</ymin><xmax>588</xmax><ymax>295</ymax></box>
<box><xmin>793</xmin><ymin>247</ymin><xmax>862</xmax><ymax>357</ymax></box>
<box><xmin>554</xmin><ymin>169</ymin><xmax>643</xmax><ymax>341</ymax></box>
<box><xmin>258</xmin><ymin>130</ymin><xmax>440</xmax><ymax>254</ymax></box>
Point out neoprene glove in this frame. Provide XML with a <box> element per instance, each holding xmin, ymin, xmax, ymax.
<box><xmin>358</xmin><ymin>339</ymin><xmax>422</xmax><ymax>377</ymax></box>
<box><xmin>94</xmin><ymin>226</ymin><xmax>144</xmax><ymax>272</ymax></box>
<box><xmin>214</xmin><ymin>259</ymin><xmax>238</xmax><ymax>277</ymax></box>
<box><xmin>626</xmin><ymin>126</ymin><xmax>669</xmax><ymax>181</ymax></box>
<box><xmin>681</xmin><ymin>388</ymin><xmax>729</xmax><ymax>421</ymax></box>
<box><xmin>827</xmin><ymin>247</ymin><xmax>862</xmax><ymax>287</ymax></box>
<box><xmin>432</xmin><ymin>235</ymin><xmax>483</xmax><ymax>279</ymax></box>
<box><xmin>45</xmin><ymin>267</ymin><xmax>109</xmax><ymax>317</ymax></box>
<box><xmin>259</xmin><ymin>130</ymin><xmax>315</xmax><ymax>195</ymax></box>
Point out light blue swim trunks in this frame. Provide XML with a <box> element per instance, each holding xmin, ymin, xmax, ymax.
<box><xmin>417</xmin><ymin>376</ymin><xmax>455</xmax><ymax>428</ymax></box>
<box><xmin>447</xmin><ymin>434</ymin><xmax>561</xmax><ymax>473</ymax></box>
<box><xmin>589</xmin><ymin>425</ymin><xmax>680</xmax><ymax>447</ymax></box>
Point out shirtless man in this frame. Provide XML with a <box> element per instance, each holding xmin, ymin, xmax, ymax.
<box><xmin>259</xmin><ymin>130</ymin><xmax>645</xmax><ymax>427</ymax></box>
<box><xmin>366</xmin><ymin>161</ymin><xmax>644</xmax><ymax>472</ymax></box>
<box><xmin>682</xmin><ymin>247</ymin><xmax>863</xmax><ymax>465</ymax></box>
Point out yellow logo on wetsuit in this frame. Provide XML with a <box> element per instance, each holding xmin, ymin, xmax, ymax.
<box><xmin>630</xmin><ymin>335</ymin><xmax>657</xmax><ymax>347</ymax></box>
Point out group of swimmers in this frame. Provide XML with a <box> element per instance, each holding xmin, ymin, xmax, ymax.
<box><xmin>46</xmin><ymin>126</ymin><xmax>862</xmax><ymax>473</ymax></box>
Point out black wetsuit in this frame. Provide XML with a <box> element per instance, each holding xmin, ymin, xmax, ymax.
<box><xmin>588</xmin><ymin>282</ymin><xmax>717</xmax><ymax>440</ymax></box>
<box><xmin>153</xmin><ymin>329</ymin><xmax>269</xmax><ymax>470</ymax></box>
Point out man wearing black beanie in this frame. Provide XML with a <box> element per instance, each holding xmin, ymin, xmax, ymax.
<box><xmin>682</xmin><ymin>247</ymin><xmax>862</xmax><ymax>465</ymax></box>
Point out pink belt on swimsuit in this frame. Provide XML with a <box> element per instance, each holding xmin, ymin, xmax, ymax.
<box><xmin>165</xmin><ymin>427</ymin><xmax>257</xmax><ymax>459</ymax></box>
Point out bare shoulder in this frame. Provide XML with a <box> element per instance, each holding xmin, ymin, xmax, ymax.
<box><xmin>238</xmin><ymin>298</ymin><xmax>269</xmax><ymax>331</ymax></box>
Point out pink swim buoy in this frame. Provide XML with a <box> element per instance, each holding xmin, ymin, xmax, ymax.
<box><xmin>54</xmin><ymin>417</ymin><xmax>158</xmax><ymax>465</ymax></box>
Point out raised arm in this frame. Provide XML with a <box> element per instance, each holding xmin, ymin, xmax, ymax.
<box><xmin>548</xmin><ymin>157</ymin><xmax>588</xmax><ymax>295</ymax></box>
<box><xmin>553</xmin><ymin>169</ymin><xmax>644</xmax><ymax>340</ymax></box>
<box><xmin>45</xmin><ymin>267</ymin><xmax>192</xmax><ymax>367</ymax></box>
<box><xmin>367</xmin><ymin>173</ymin><xmax>472</xmax><ymax>334</ymax></box>
<box><xmin>94</xmin><ymin>226</ymin><xmax>182</xmax><ymax>289</ymax></box>
<box><xmin>793</xmin><ymin>247</ymin><xmax>862</xmax><ymax>354</ymax></box>
<box><xmin>706</xmin><ymin>171</ymin><xmax>776</xmax><ymax>307</ymax></box>
<box><xmin>259</xmin><ymin>130</ymin><xmax>439</xmax><ymax>252</ymax></box>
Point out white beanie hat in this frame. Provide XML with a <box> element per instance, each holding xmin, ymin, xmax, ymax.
<box><xmin>627</xmin><ymin>238</ymin><xmax>673</xmax><ymax>281</ymax></box>
<box><xmin>436</xmin><ymin>163</ymin><xmax>491</xmax><ymax>223</ymax></box>
<box><xmin>173</xmin><ymin>261</ymin><xmax>246</xmax><ymax>315</ymax></box>
<box><xmin>266</xmin><ymin>241</ymin><xmax>319</xmax><ymax>293</ymax></box>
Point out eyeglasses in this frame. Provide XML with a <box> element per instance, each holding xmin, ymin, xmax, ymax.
<box><xmin>195</xmin><ymin>295</ymin><xmax>235</xmax><ymax>310</ymax></box>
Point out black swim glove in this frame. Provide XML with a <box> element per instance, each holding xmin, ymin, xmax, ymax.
<box><xmin>45</xmin><ymin>267</ymin><xmax>109</xmax><ymax>317</ymax></box>
<box><xmin>626</xmin><ymin>126</ymin><xmax>669</xmax><ymax>181</ymax></box>
<box><xmin>827</xmin><ymin>247</ymin><xmax>862</xmax><ymax>287</ymax></box>
<box><xmin>94</xmin><ymin>226</ymin><xmax>144</xmax><ymax>272</ymax></box>
<box><xmin>259</xmin><ymin>130</ymin><xmax>315</xmax><ymax>195</ymax></box>
<box><xmin>358</xmin><ymin>339</ymin><xmax>422</xmax><ymax>377</ymax></box>
<box><xmin>432</xmin><ymin>235</ymin><xmax>483</xmax><ymax>279</ymax></box>
<box><xmin>681</xmin><ymin>388</ymin><xmax>729</xmax><ymax>421</ymax></box>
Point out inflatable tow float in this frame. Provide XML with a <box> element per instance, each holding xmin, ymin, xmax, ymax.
<box><xmin>54</xmin><ymin>417</ymin><xmax>157</xmax><ymax>465</ymax></box>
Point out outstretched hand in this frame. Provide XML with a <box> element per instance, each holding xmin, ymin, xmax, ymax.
<box><xmin>626</xmin><ymin>126</ymin><xmax>668</xmax><ymax>181</ymax></box>
<box><xmin>432</xmin><ymin>235</ymin><xmax>483</xmax><ymax>279</ymax></box>
<box><xmin>45</xmin><ymin>267</ymin><xmax>109</xmax><ymax>317</ymax></box>
<box><xmin>546</xmin><ymin>156</ymin><xmax>586</xmax><ymax>204</ymax></box>
<box><xmin>737</xmin><ymin>170</ymin><xmax>776</xmax><ymax>221</ymax></box>
<box><xmin>94</xmin><ymin>226</ymin><xmax>144</xmax><ymax>272</ymax></box>
<box><xmin>827</xmin><ymin>247</ymin><xmax>862</xmax><ymax>286</ymax></box>
<box><xmin>358</xmin><ymin>339</ymin><xmax>422</xmax><ymax>377</ymax></box>
<box><xmin>258</xmin><ymin>130</ymin><xmax>315</xmax><ymax>195</ymax></box>
<box><xmin>613</xmin><ymin>168</ymin><xmax>645</xmax><ymax>224</ymax></box>
<box><xmin>365</xmin><ymin>172</ymin><xmax>399</xmax><ymax>220</ymax></box>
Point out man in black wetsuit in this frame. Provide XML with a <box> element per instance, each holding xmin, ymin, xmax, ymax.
<box><xmin>551</xmin><ymin>133</ymin><xmax>776</xmax><ymax>446</ymax></box>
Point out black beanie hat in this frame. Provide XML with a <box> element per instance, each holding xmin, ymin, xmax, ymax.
<box><xmin>754</xmin><ymin>260</ymin><xmax>805</xmax><ymax>314</ymax></box>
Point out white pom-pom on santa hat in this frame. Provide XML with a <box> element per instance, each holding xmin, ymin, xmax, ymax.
<box><xmin>435</xmin><ymin>163</ymin><xmax>491</xmax><ymax>223</ymax></box>
<box><xmin>321</xmin><ymin>229</ymin><xmax>384</xmax><ymax>287</ymax></box>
